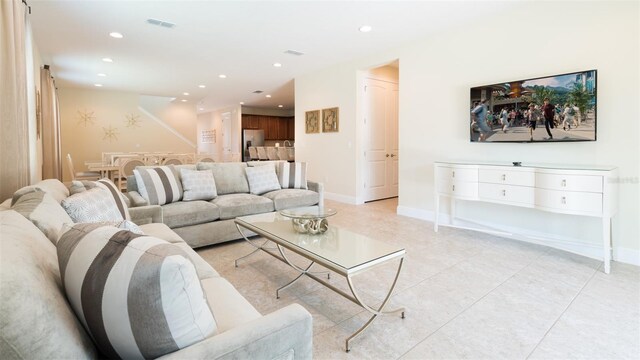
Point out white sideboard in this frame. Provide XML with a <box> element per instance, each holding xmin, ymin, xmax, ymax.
<box><xmin>434</xmin><ymin>161</ymin><xmax>618</xmax><ymax>273</ymax></box>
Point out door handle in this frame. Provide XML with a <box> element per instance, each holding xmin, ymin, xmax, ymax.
<box><xmin>386</xmin><ymin>154</ymin><xmax>389</xmax><ymax>157</ymax></box>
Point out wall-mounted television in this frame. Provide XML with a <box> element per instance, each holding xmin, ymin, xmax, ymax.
<box><xmin>470</xmin><ymin>70</ymin><xmax>596</xmax><ymax>143</ymax></box>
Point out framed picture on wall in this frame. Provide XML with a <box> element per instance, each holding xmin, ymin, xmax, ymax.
<box><xmin>322</xmin><ymin>107</ymin><xmax>339</xmax><ymax>133</ymax></box>
<box><xmin>305</xmin><ymin>110</ymin><xmax>320</xmax><ymax>133</ymax></box>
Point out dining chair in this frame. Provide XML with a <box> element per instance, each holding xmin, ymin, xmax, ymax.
<box><xmin>117</xmin><ymin>157</ymin><xmax>146</xmax><ymax>191</ymax></box>
<box><xmin>257</xmin><ymin>147</ymin><xmax>268</xmax><ymax>161</ymax></box>
<box><xmin>267</xmin><ymin>147</ymin><xmax>279</xmax><ymax>161</ymax></box>
<box><xmin>66</xmin><ymin>154</ymin><xmax>101</xmax><ymax>181</ymax></box>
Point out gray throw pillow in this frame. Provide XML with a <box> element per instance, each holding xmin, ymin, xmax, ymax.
<box><xmin>245</xmin><ymin>165</ymin><xmax>281</xmax><ymax>195</ymax></box>
<box><xmin>180</xmin><ymin>169</ymin><xmax>218</xmax><ymax>201</ymax></box>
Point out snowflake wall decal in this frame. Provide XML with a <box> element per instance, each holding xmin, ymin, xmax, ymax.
<box><xmin>102</xmin><ymin>125</ymin><xmax>119</xmax><ymax>142</ymax></box>
<box><xmin>77</xmin><ymin>109</ymin><xmax>96</xmax><ymax>127</ymax></box>
<box><xmin>125</xmin><ymin>113</ymin><xmax>141</xmax><ymax>128</ymax></box>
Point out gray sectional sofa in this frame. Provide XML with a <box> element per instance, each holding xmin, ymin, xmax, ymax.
<box><xmin>126</xmin><ymin>161</ymin><xmax>324</xmax><ymax>248</ymax></box>
<box><xmin>0</xmin><ymin>179</ymin><xmax>313</xmax><ymax>359</ymax></box>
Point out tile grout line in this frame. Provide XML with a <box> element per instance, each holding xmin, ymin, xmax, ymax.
<box><xmin>524</xmin><ymin>263</ymin><xmax>601</xmax><ymax>359</ymax></box>
<box><xmin>396</xmin><ymin>247</ymin><xmax>552</xmax><ymax>359</ymax></box>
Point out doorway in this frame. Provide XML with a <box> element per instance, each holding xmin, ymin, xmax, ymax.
<box><xmin>363</xmin><ymin>61</ymin><xmax>399</xmax><ymax>202</ymax></box>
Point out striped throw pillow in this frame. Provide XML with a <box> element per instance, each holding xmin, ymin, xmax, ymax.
<box><xmin>11</xmin><ymin>190</ymin><xmax>74</xmax><ymax>244</ymax></box>
<box><xmin>57</xmin><ymin>223</ymin><xmax>217</xmax><ymax>359</ymax></box>
<box><xmin>277</xmin><ymin>162</ymin><xmax>308</xmax><ymax>189</ymax></box>
<box><xmin>180</xmin><ymin>169</ymin><xmax>217</xmax><ymax>201</ymax></box>
<box><xmin>133</xmin><ymin>166</ymin><xmax>183</xmax><ymax>205</ymax></box>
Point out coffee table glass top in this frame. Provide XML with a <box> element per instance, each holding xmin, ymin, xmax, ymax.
<box><xmin>236</xmin><ymin>210</ymin><xmax>405</xmax><ymax>274</ymax></box>
<box><xmin>279</xmin><ymin>207</ymin><xmax>337</xmax><ymax>219</ymax></box>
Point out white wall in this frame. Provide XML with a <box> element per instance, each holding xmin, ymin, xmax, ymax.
<box><xmin>196</xmin><ymin>105</ymin><xmax>242</xmax><ymax>161</ymax></box>
<box><xmin>295</xmin><ymin>1</ymin><xmax>640</xmax><ymax>262</ymax></box>
<box><xmin>58</xmin><ymin>87</ymin><xmax>197</xmax><ymax>181</ymax></box>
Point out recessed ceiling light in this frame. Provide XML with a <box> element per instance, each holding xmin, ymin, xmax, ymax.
<box><xmin>239</xmin><ymin>102</ymin><xmax>245</xmax><ymax>105</ymax></box>
<box><xmin>265</xmin><ymin>94</ymin><xmax>272</xmax><ymax>98</ymax></box>
<box><xmin>198</xmin><ymin>107</ymin><xmax>204</xmax><ymax>111</ymax></box>
<box><xmin>94</xmin><ymin>84</ymin><xmax>103</xmax><ymax>87</ymax></box>
<box><xmin>109</xmin><ymin>32</ymin><xmax>124</xmax><ymax>39</ymax></box>
<box><xmin>97</xmin><ymin>73</ymin><xmax>106</xmax><ymax>77</ymax></box>
<box><xmin>102</xmin><ymin>58</ymin><xmax>113</xmax><ymax>63</ymax></box>
<box><xmin>218</xmin><ymin>74</ymin><xmax>227</xmax><ymax>79</ymax></box>
<box><xmin>198</xmin><ymin>84</ymin><xmax>206</xmax><ymax>88</ymax></box>
<box><xmin>359</xmin><ymin>25</ymin><xmax>372</xmax><ymax>33</ymax></box>
<box><xmin>273</xmin><ymin>63</ymin><xmax>282</xmax><ymax>67</ymax></box>
<box><xmin>183</xmin><ymin>92</ymin><xmax>189</xmax><ymax>96</ymax></box>
<box><xmin>180</xmin><ymin>99</ymin><xmax>187</xmax><ymax>102</ymax></box>
<box><xmin>278</xmin><ymin>105</ymin><xmax>283</xmax><ymax>108</ymax></box>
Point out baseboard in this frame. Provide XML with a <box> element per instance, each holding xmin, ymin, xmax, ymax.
<box><xmin>324</xmin><ymin>192</ymin><xmax>359</xmax><ymax>205</ymax></box>
<box><xmin>396</xmin><ymin>205</ymin><xmax>639</xmax><ymax>266</ymax></box>
<box><xmin>614</xmin><ymin>247</ymin><xmax>640</xmax><ymax>266</ymax></box>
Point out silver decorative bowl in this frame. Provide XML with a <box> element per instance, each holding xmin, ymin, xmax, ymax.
<box><xmin>279</xmin><ymin>207</ymin><xmax>337</xmax><ymax>235</ymax></box>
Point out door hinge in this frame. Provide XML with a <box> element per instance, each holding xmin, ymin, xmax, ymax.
<box><xmin>364</xmin><ymin>117</ymin><xmax>367</xmax><ymax>125</ymax></box>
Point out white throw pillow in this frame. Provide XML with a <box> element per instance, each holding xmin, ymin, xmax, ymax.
<box><xmin>245</xmin><ymin>165</ymin><xmax>282</xmax><ymax>195</ymax></box>
<box><xmin>69</xmin><ymin>179</ymin><xmax>131</xmax><ymax>220</ymax></box>
<box><xmin>180</xmin><ymin>169</ymin><xmax>218</xmax><ymax>201</ymax></box>
<box><xmin>277</xmin><ymin>162</ymin><xmax>308</xmax><ymax>189</ymax></box>
<box><xmin>57</xmin><ymin>223</ymin><xmax>217</xmax><ymax>359</ymax></box>
<box><xmin>61</xmin><ymin>187</ymin><xmax>124</xmax><ymax>223</ymax></box>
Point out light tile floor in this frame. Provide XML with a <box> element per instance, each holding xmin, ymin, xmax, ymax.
<box><xmin>196</xmin><ymin>199</ymin><xmax>640</xmax><ymax>359</ymax></box>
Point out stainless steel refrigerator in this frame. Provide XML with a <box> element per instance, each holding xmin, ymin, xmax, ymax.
<box><xmin>242</xmin><ymin>129</ymin><xmax>265</xmax><ymax>161</ymax></box>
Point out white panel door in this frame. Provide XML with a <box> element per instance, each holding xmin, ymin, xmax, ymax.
<box><xmin>364</xmin><ymin>78</ymin><xmax>399</xmax><ymax>202</ymax></box>
<box><xmin>221</xmin><ymin>112</ymin><xmax>232</xmax><ymax>162</ymax></box>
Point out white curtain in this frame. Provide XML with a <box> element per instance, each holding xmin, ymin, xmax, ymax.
<box><xmin>41</xmin><ymin>66</ymin><xmax>62</xmax><ymax>180</ymax></box>
<box><xmin>0</xmin><ymin>0</ymin><xmax>30</xmax><ymax>200</ymax></box>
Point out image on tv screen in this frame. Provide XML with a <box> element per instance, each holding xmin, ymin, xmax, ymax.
<box><xmin>470</xmin><ymin>70</ymin><xmax>596</xmax><ymax>143</ymax></box>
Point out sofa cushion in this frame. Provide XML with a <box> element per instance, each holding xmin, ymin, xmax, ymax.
<box><xmin>200</xmin><ymin>277</ymin><xmax>261</xmax><ymax>333</ymax></box>
<box><xmin>69</xmin><ymin>179</ymin><xmax>131</xmax><ymax>219</ymax></box>
<box><xmin>11</xmin><ymin>179</ymin><xmax>69</xmax><ymax>205</ymax></box>
<box><xmin>277</xmin><ymin>162</ymin><xmax>308</xmax><ymax>189</ymax></box>
<box><xmin>11</xmin><ymin>190</ymin><xmax>73</xmax><ymax>244</ymax></box>
<box><xmin>181</xmin><ymin>169</ymin><xmax>218</xmax><ymax>201</ymax></box>
<box><xmin>134</xmin><ymin>165</ymin><xmax>183</xmax><ymax>205</ymax></box>
<box><xmin>0</xmin><ymin>210</ymin><xmax>99</xmax><ymax>359</ymax></box>
<box><xmin>262</xmin><ymin>189</ymin><xmax>320</xmax><ymax>211</ymax></box>
<box><xmin>57</xmin><ymin>223</ymin><xmax>217</xmax><ymax>359</ymax></box>
<box><xmin>245</xmin><ymin>165</ymin><xmax>281</xmax><ymax>195</ymax></box>
<box><xmin>162</xmin><ymin>200</ymin><xmax>220</xmax><ymax>228</ymax></box>
<box><xmin>62</xmin><ymin>187</ymin><xmax>125</xmax><ymax>223</ymax></box>
<box><xmin>211</xmin><ymin>194</ymin><xmax>274</xmax><ymax>220</ymax></box>
<box><xmin>197</xmin><ymin>162</ymin><xmax>250</xmax><ymax>195</ymax></box>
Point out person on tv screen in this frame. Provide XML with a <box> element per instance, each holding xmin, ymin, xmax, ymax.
<box><xmin>527</xmin><ymin>103</ymin><xmax>537</xmax><ymax>141</ymax></box>
<box><xmin>471</xmin><ymin>99</ymin><xmax>490</xmax><ymax>141</ymax></box>
<box><xmin>541</xmin><ymin>98</ymin><xmax>555</xmax><ymax>140</ymax></box>
<box><xmin>500</xmin><ymin>108</ymin><xmax>509</xmax><ymax>133</ymax></box>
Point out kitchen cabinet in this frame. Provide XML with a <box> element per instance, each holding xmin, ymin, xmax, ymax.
<box><xmin>241</xmin><ymin>115</ymin><xmax>295</xmax><ymax>140</ymax></box>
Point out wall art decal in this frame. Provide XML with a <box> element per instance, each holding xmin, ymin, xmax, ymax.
<box><xmin>102</xmin><ymin>125</ymin><xmax>119</xmax><ymax>142</ymax></box>
<box><xmin>125</xmin><ymin>113</ymin><xmax>141</xmax><ymax>128</ymax></box>
<box><xmin>77</xmin><ymin>109</ymin><xmax>95</xmax><ymax>127</ymax></box>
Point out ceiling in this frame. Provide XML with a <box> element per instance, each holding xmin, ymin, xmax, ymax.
<box><xmin>29</xmin><ymin>1</ymin><xmax>517</xmax><ymax>112</ymax></box>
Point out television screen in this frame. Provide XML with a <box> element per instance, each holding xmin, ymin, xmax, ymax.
<box><xmin>470</xmin><ymin>70</ymin><xmax>596</xmax><ymax>143</ymax></box>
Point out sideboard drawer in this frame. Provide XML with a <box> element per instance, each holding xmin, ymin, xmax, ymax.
<box><xmin>436</xmin><ymin>166</ymin><xmax>478</xmax><ymax>182</ymax></box>
<box><xmin>535</xmin><ymin>189</ymin><xmax>603</xmax><ymax>215</ymax></box>
<box><xmin>479</xmin><ymin>168</ymin><xmax>534</xmax><ymax>186</ymax></box>
<box><xmin>437</xmin><ymin>180</ymin><xmax>478</xmax><ymax>198</ymax></box>
<box><xmin>535</xmin><ymin>173</ymin><xmax>603</xmax><ymax>193</ymax></box>
<box><xmin>478</xmin><ymin>183</ymin><xmax>534</xmax><ymax>205</ymax></box>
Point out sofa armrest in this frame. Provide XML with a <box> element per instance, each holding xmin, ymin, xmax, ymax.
<box><xmin>128</xmin><ymin>205</ymin><xmax>163</xmax><ymax>225</ymax></box>
<box><xmin>307</xmin><ymin>181</ymin><xmax>324</xmax><ymax>208</ymax></box>
<box><xmin>126</xmin><ymin>190</ymin><xmax>148</xmax><ymax>207</ymax></box>
<box><xmin>159</xmin><ymin>304</ymin><xmax>312</xmax><ymax>360</ymax></box>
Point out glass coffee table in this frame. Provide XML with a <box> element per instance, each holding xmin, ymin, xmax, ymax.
<box><xmin>234</xmin><ymin>208</ymin><xmax>406</xmax><ymax>352</ymax></box>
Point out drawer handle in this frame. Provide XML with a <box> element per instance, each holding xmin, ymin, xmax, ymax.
<box><xmin>561</xmin><ymin>196</ymin><xmax>567</xmax><ymax>204</ymax></box>
<box><xmin>561</xmin><ymin>179</ymin><xmax>567</xmax><ymax>187</ymax></box>
<box><xmin>452</xmin><ymin>171</ymin><xmax>455</xmax><ymax>178</ymax></box>
<box><xmin>502</xmin><ymin>174</ymin><xmax>506</xmax><ymax>181</ymax></box>
<box><xmin>452</xmin><ymin>185</ymin><xmax>455</xmax><ymax>192</ymax></box>
<box><xmin>502</xmin><ymin>189</ymin><xmax>506</xmax><ymax>196</ymax></box>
